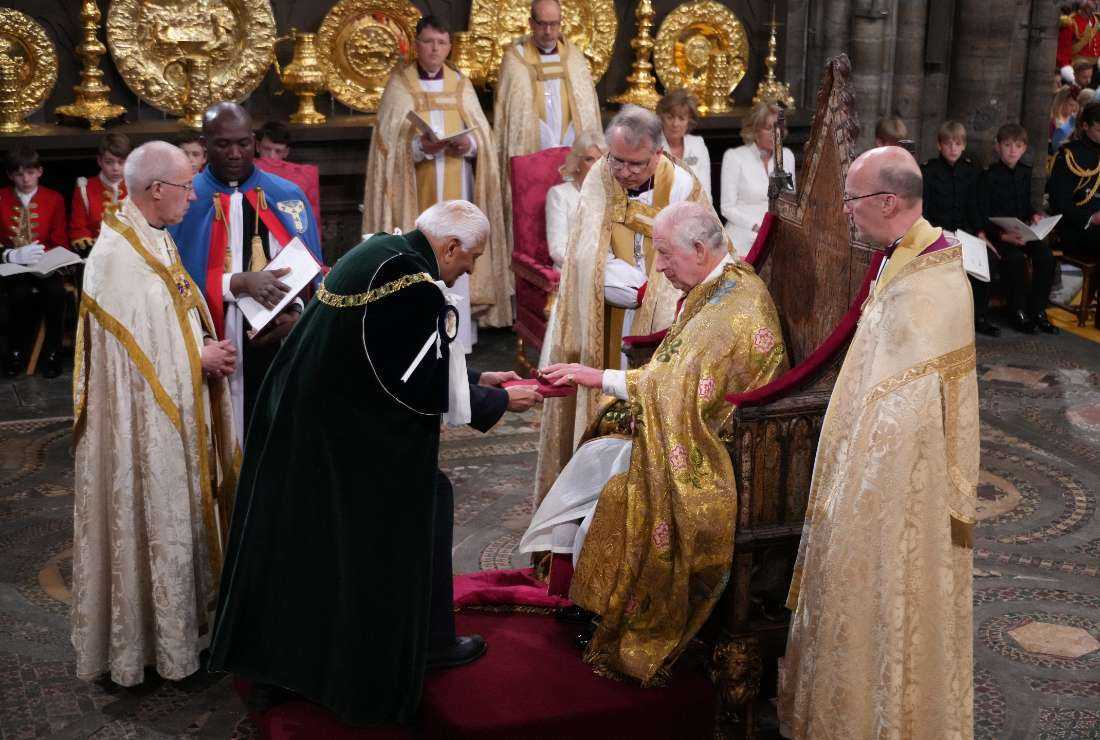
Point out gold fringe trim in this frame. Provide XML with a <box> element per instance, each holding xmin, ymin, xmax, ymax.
<box><xmin>316</xmin><ymin>271</ymin><xmax>433</xmax><ymax>308</ymax></box>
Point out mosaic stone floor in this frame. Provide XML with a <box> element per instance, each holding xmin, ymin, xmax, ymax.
<box><xmin>0</xmin><ymin>326</ymin><xmax>1097</xmax><ymax>739</ymax></box>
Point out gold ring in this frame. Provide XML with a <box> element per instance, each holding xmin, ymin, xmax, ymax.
<box><xmin>566</xmin><ymin>374</ymin><xmax>575</xmax><ymax>385</ymax></box>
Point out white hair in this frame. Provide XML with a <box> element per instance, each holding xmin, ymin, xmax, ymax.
<box><xmin>415</xmin><ymin>200</ymin><xmax>490</xmax><ymax>252</ymax></box>
<box><xmin>124</xmin><ymin>141</ymin><xmax>189</xmax><ymax>193</ymax></box>
<box><xmin>655</xmin><ymin>201</ymin><xmax>725</xmax><ymax>253</ymax></box>
<box><xmin>606</xmin><ymin>105</ymin><xmax>663</xmax><ymax>152</ymax></box>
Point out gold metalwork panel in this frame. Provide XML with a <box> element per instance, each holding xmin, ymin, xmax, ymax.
<box><xmin>654</xmin><ymin>0</ymin><xmax>747</xmax><ymax>100</ymax></box>
<box><xmin>318</xmin><ymin>0</ymin><xmax>422</xmax><ymax>113</ymax></box>
<box><xmin>106</xmin><ymin>0</ymin><xmax>276</xmax><ymax>117</ymax></box>
<box><xmin>468</xmin><ymin>0</ymin><xmax>616</xmax><ymax>84</ymax></box>
<box><xmin>0</xmin><ymin>9</ymin><xmax>58</xmax><ymax>118</ymax></box>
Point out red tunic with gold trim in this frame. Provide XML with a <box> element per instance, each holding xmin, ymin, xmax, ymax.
<box><xmin>1058</xmin><ymin>11</ymin><xmax>1100</xmax><ymax>68</ymax></box>
<box><xmin>70</xmin><ymin>176</ymin><xmax>127</xmax><ymax>253</ymax></box>
<box><xmin>0</xmin><ymin>186</ymin><xmax>68</xmax><ymax>250</ymax></box>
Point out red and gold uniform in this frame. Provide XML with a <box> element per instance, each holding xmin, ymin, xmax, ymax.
<box><xmin>0</xmin><ymin>186</ymin><xmax>67</xmax><ymax>250</ymax></box>
<box><xmin>1058</xmin><ymin>10</ymin><xmax>1100</xmax><ymax>68</ymax></box>
<box><xmin>70</xmin><ymin>175</ymin><xmax>126</xmax><ymax>253</ymax></box>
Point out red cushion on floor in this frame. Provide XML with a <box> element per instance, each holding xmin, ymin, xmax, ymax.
<box><xmin>241</xmin><ymin>612</ymin><xmax>714</xmax><ymax>739</ymax></box>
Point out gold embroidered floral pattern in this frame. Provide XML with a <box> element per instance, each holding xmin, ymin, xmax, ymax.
<box><xmin>316</xmin><ymin>271</ymin><xmax>433</xmax><ymax>308</ymax></box>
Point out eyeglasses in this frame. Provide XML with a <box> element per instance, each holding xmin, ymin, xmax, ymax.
<box><xmin>842</xmin><ymin>190</ymin><xmax>893</xmax><ymax>203</ymax></box>
<box><xmin>607</xmin><ymin>153</ymin><xmax>653</xmax><ymax>173</ymax></box>
<box><xmin>147</xmin><ymin>179</ymin><xmax>194</xmax><ymax>192</ymax></box>
<box><xmin>530</xmin><ymin>18</ymin><xmax>561</xmax><ymax>29</ymax></box>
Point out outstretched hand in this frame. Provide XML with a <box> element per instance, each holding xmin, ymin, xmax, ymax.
<box><xmin>538</xmin><ymin>363</ymin><xmax>603</xmax><ymax>390</ymax></box>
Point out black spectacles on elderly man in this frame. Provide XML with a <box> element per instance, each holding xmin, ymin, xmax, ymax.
<box><xmin>842</xmin><ymin>190</ymin><xmax>894</xmax><ymax>203</ymax></box>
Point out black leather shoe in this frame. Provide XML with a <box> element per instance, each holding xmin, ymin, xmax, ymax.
<box><xmin>3</xmin><ymin>350</ymin><xmax>23</xmax><ymax>378</ymax></box>
<box><xmin>1011</xmin><ymin>310</ymin><xmax>1038</xmax><ymax>334</ymax></box>
<box><xmin>556</xmin><ymin>605</ymin><xmax>596</xmax><ymax>624</ymax></box>
<box><xmin>427</xmin><ymin>634</ymin><xmax>486</xmax><ymax>670</ymax></box>
<box><xmin>39</xmin><ymin>351</ymin><xmax>62</xmax><ymax>379</ymax></box>
<box><xmin>1033</xmin><ymin>312</ymin><xmax>1060</xmax><ymax>334</ymax></box>
<box><xmin>975</xmin><ymin>317</ymin><xmax>1001</xmax><ymax>337</ymax></box>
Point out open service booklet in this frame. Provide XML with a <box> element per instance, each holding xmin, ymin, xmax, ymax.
<box><xmin>988</xmin><ymin>214</ymin><xmax>1061</xmax><ymax>243</ymax></box>
<box><xmin>405</xmin><ymin>110</ymin><xmax>474</xmax><ymax>146</ymax></box>
<box><xmin>953</xmin><ymin>230</ymin><xmax>991</xmax><ymax>283</ymax></box>
<box><xmin>0</xmin><ymin>246</ymin><xmax>83</xmax><ymax>278</ymax></box>
<box><xmin>237</xmin><ymin>237</ymin><xmax>320</xmax><ymax>333</ymax></box>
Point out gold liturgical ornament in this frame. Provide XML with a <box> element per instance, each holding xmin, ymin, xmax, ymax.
<box><xmin>0</xmin><ymin>9</ymin><xmax>58</xmax><ymax>134</ymax></box>
<box><xmin>610</xmin><ymin>0</ymin><xmax>661</xmax><ymax>109</ymax></box>
<box><xmin>654</xmin><ymin>0</ymin><xmax>748</xmax><ymax>116</ymax></box>
<box><xmin>752</xmin><ymin>10</ymin><xmax>794</xmax><ymax>110</ymax></box>
<box><xmin>467</xmin><ymin>0</ymin><xmax>617</xmax><ymax>87</ymax></box>
<box><xmin>106</xmin><ymin>0</ymin><xmax>276</xmax><ymax>128</ymax></box>
<box><xmin>276</xmin><ymin>30</ymin><xmax>327</xmax><ymax>125</ymax></box>
<box><xmin>56</xmin><ymin>1</ymin><xmax>126</xmax><ymax>130</ymax></box>
<box><xmin>318</xmin><ymin>0</ymin><xmax>421</xmax><ymax>113</ymax></box>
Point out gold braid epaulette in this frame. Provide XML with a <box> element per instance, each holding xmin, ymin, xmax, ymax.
<box><xmin>1064</xmin><ymin>148</ymin><xmax>1100</xmax><ymax>205</ymax></box>
<box><xmin>315</xmin><ymin>271</ymin><xmax>434</xmax><ymax>308</ymax></box>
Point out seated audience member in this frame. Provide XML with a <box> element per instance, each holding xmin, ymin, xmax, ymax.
<box><xmin>257</xmin><ymin>121</ymin><xmax>292</xmax><ymax>161</ymax></box>
<box><xmin>1051</xmin><ymin>86</ymin><xmax>1080</xmax><ymax>152</ymax></box>
<box><xmin>1048</xmin><ymin>100</ymin><xmax>1100</xmax><ymax>255</ymax></box>
<box><xmin>545</xmin><ymin>131</ymin><xmax>605</xmax><ymax>268</ymax></box>
<box><xmin>657</xmin><ymin>88</ymin><xmax>711</xmax><ymax>196</ymax></box>
<box><xmin>874</xmin><ymin>115</ymin><xmax>909</xmax><ymax>147</ymax></box>
<box><xmin>978</xmin><ymin>124</ymin><xmax>1058</xmax><ymax>335</ymax></box>
<box><xmin>70</xmin><ymin>133</ymin><xmax>131</xmax><ymax>254</ymax></box>
<box><xmin>0</xmin><ymin>147</ymin><xmax>68</xmax><ymax>378</ymax></box>
<box><xmin>922</xmin><ymin>121</ymin><xmax>991</xmax><ymax>334</ymax></box>
<box><xmin>720</xmin><ymin>101</ymin><xmax>796</xmax><ymax>256</ymax></box>
<box><xmin>1079</xmin><ymin>87</ymin><xmax>1097</xmax><ymax>108</ymax></box>
<box><xmin>1071</xmin><ymin>57</ymin><xmax>1095</xmax><ymax>95</ymax></box>
<box><xmin>176</xmin><ymin>130</ymin><xmax>207</xmax><ymax>174</ymax></box>
<box><xmin>521</xmin><ymin>201</ymin><xmax>787</xmax><ymax>683</ymax></box>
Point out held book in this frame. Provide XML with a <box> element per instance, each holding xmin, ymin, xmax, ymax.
<box><xmin>954</xmin><ymin>230</ymin><xmax>990</xmax><ymax>283</ymax></box>
<box><xmin>501</xmin><ymin>378</ymin><xmax>577</xmax><ymax>398</ymax></box>
<box><xmin>0</xmin><ymin>246</ymin><xmax>83</xmax><ymax>278</ymax></box>
<box><xmin>237</xmin><ymin>237</ymin><xmax>320</xmax><ymax>333</ymax></box>
<box><xmin>405</xmin><ymin>110</ymin><xmax>474</xmax><ymax>146</ymax></box>
<box><xmin>988</xmin><ymin>214</ymin><xmax>1061</xmax><ymax>242</ymax></box>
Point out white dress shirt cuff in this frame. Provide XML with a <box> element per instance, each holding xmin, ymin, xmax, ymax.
<box><xmin>222</xmin><ymin>274</ymin><xmax>236</xmax><ymax>303</ymax></box>
<box><xmin>412</xmin><ymin>136</ymin><xmax>430</xmax><ymax>162</ymax></box>
<box><xmin>604</xmin><ymin>257</ymin><xmax>647</xmax><ymax>308</ymax></box>
<box><xmin>601</xmin><ymin>369</ymin><xmax>628</xmax><ymax>400</ymax></box>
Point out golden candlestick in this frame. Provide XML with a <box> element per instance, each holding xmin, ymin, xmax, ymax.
<box><xmin>752</xmin><ymin>8</ymin><xmax>794</xmax><ymax>110</ymax></box>
<box><xmin>55</xmin><ymin>1</ymin><xmax>125</xmax><ymax>130</ymax></box>
<box><xmin>277</xmin><ymin>30</ymin><xmax>327</xmax><ymax>125</ymax></box>
<box><xmin>610</xmin><ymin>0</ymin><xmax>661</xmax><ymax>110</ymax></box>
<box><xmin>704</xmin><ymin>51</ymin><xmax>733</xmax><ymax>115</ymax></box>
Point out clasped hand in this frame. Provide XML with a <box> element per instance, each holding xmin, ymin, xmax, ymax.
<box><xmin>419</xmin><ymin>134</ymin><xmax>471</xmax><ymax>157</ymax></box>
<box><xmin>538</xmin><ymin>363</ymin><xmax>603</xmax><ymax>390</ymax></box>
<box><xmin>6</xmin><ymin>242</ymin><xmax>45</xmax><ymax>266</ymax></box>
<box><xmin>478</xmin><ymin>370</ymin><xmax>543</xmax><ymax>411</ymax></box>
<box><xmin>201</xmin><ymin>338</ymin><xmax>237</xmax><ymax>377</ymax></box>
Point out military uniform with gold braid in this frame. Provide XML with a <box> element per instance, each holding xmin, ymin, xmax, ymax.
<box><xmin>1046</xmin><ymin>131</ymin><xmax>1100</xmax><ymax>252</ymax></box>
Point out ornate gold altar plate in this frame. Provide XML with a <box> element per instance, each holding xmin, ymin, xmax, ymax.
<box><xmin>654</xmin><ymin>0</ymin><xmax>748</xmax><ymax>111</ymax></box>
<box><xmin>467</xmin><ymin>0</ymin><xmax>616</xmax><ymax>86</ymax></box>
<box><xmin>318</xmin><ymin>0</ymin><xmax>422</xmax><ymax>113</ymax></box>
<box><xmin>105</xmin><ymin>0</ymin><xmax>276</xmax><ymax>118</ymax></box>
<box><xmin>0</xmin><ymin>9</ymin><xmax>58</xmax><ymax>134</ymax></box>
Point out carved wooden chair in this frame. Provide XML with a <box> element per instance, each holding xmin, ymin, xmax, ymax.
<box><xmin>510</xmin><ymin>146</ymin><xmax>570</xmax><ymax>373</ymax></box>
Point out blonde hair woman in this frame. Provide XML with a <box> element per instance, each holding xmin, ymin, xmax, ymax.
<box><xmin>719</xmin><ymin>102</ymin><xmax>796</xmax><ymax>256</ymax></box>
<box><xmin>656</xmin><ymin>88</ymin><xmax>711</xmax><ymax>195</ymax></box>
<box><xmin>545</xmin><ymin>131</ymin><xmax>606</xmax><ymax>268</ymax></box>
<box><xmin>1051</xmin><ymin>86</ymin><xmax>1080</xmax><ymax>151</ymax></box>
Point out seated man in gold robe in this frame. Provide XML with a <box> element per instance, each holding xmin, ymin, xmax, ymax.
<box><xmin>521</xmin><ymin>201</ymin><xmax>788</xmax><ymax>684</ymax></box>
<box><xmin>778</xmin><ymin>147</ymin><xmax>979</xmax><ymax>739</ymax></box>
<box><xmin>363</xmin><ymin>15</ymin><xmax>511</xmax><ymax>344</ymax></box>
<box><xmin>534</xmin><ymin>106</ymin><xmax>717</xmax><ymax>506</ymax></box>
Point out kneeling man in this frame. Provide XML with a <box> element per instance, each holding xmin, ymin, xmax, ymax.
<box><xmin>520</xmin><ymin>201</ymin><xmax>788</xmax><ymax>684</ymax></box>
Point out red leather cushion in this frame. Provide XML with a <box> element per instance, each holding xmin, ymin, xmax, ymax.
<box><xmin>510</xmin><ymin>147</ymin><xmax>571</xmax><ymax>267</ymax></box>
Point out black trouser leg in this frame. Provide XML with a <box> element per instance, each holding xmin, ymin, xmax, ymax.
<box><xmin>242</xmin><ymin>340</ymin><xmax>279</xmax><ymax>439</ymax></box>
<box><xmin>35</xmin><ymin>275</ymin><xmax>67</xmax><ymax>354</ymax></box>
<box><xmin>3</xmin><ymin>276</ymin><xmax>36</xmax><ymax>354</ymax></box>
<box><xmin>999</xmin><ymin>243</ymin><xmax>1029</xmax><ymax>314</ymax></box>
<box><xmin>1027</xmin><ymin>240</ymin><xmax>1056</xmax><ymax>316</ymax></box>
<box><xmin>970</xmin><ymin>274</ymin><xmax>991</xmax><ymax>321</ymax></box>
<box><xmin>428</xmin><ymin>471</ymin><xmax>456</xmax><ymax>650</ymax></box>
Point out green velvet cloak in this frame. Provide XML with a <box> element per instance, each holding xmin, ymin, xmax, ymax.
<box><xmin>208</xmin><ymin>230</ymin><xmax>450</xmax><ymax>726</ymax></box>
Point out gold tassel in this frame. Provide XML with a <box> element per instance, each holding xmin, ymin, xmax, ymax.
<box><xmin>249</xmin><ymin>187</ymin><xmax>269</xmax><ymax>272</ymax></box>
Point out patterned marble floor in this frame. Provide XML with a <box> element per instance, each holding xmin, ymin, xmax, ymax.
<box><xmin>0</xmin><ymin>326</ymin><xmax>1097</xmax><ymax>739</ymax></box>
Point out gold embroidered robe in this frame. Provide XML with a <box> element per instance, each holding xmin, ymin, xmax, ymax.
<box><xmin>569</xmin><ymin>260</ymin><xmax>787</xmax><ymax>683</ymax></box>
<box><xmin>778</xmin><ymin>219</ymin><xmax>979</xmax><ymax>739</ymax></box>
<box><xmin>533</xmin><ymin>153</ymin><xmax>712</xmax><ymax>506</ymax></box>
<box><xmin>72</xmin><ymin>198</ymin><xmax>238</xmax><ymax>686</ymax></box>
<box><xmin>362</xmin><ymin>61</ymin><xmax>512</xmax><ymax>328</ymax></box>
<box><xmin>494</xmin><ymin>37</ymin><xmax>603</xmax><ymax>257</ymax></box>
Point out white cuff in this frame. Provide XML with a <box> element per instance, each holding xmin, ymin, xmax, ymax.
<box><xmin>222</xmin><ymin>274</ymin><xmax>236</xmax><ymax>303</ymax></box>
<box><xmin>412</xmin><ymin>136</ymin><xmax>430</xmax><ymax>162</ymax></box>
<box><xmin>603</xmin><ymin>257</ymin><xmax>646</xmax><ymax>308</ymax></box>
<box><xmin>464</xmin><ymin>135</ymin><xmax>478</xmax><ymax>159</ymax></box>
<box><xmin>601</xmin><ymin>369</ymin><xmax>628</xmax><ymax>400</ymax></box>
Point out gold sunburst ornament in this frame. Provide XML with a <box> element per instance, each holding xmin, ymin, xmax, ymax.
<box><xmin>317</xmin><ymin>0</ymin><xmax>421</xmax><ymax>113</ymax></box>
<box><xmin>467</xmin><ymin>0</ymin><xmax>616</xmax><ymax>87</ymax></box>
<box><xmin>106</xmin><ymin>0</ymin><xmax>276</xmax><ymax>128</ymax></box>
<box><xmin>654</xmin><ymin>0</ymin><xmax>748</xmax><ymax>116</ymax></box>
<box><xmin>0</xmin><ymin>9</ymin><xmax>58</xmax><ymax>134</ymax></box>
<box><xmin>56</xmin><ymin>1</ymin><xmax>126</xmax><ymax>130</ymax></box>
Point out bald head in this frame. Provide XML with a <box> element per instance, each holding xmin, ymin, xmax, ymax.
<box><xmin>125</xmin><ymin>141</ymin><xmax>196</xmax><ymax>227</ymax></box>
<box><xmin>844</xmin><ymin>146</ymin><xmax>924</xmax><ymax>247</ymax></box>
<box><xmin>201</xmin><ymin>101</ymin><xmax>255</xmax><ymax>183</ymax></box>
